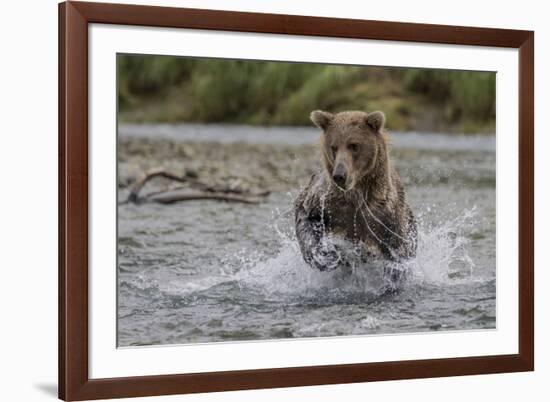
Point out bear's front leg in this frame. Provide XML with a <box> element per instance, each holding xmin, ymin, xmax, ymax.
<box><xmin>295</xmin><ymin>203</ymin><xmax>341</xmax><ymax>272</ymax></box>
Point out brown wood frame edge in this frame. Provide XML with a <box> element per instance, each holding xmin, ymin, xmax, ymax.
<box><xmin>59</xmin><ymin>1</ymin><xmax>534</xmax><ymax>401</ymax></box>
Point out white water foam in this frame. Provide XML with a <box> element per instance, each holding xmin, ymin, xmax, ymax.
<box><xmin>218</xmin><ymin>206</ymin><xmax>479</xmax><ymax>301</ymax></box>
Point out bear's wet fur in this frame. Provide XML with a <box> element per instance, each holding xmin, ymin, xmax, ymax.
<box><xmin>294</xmin><ymin>110</ymin><xmax>417</xmax><ymax>271</ymax></box>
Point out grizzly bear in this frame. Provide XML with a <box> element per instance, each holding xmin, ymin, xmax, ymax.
<box><xmin>294</xmin><ymin>110</ymin><xmax>417</xmax><ymax>272</ymax></box>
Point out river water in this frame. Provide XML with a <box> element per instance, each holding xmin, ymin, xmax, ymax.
<box><xmin>117</xmin><ymin>124</ymin><xmax>496</xmax><ymax>347</ymax></box>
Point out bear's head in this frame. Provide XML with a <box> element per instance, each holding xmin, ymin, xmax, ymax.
<box><xmin>310</xmin><ymin>110</ymin><xmax>388</xmax><ymax>192</ymax></box>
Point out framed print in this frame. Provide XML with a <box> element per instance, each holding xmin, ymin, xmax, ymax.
<box><xmin>59</xmin><ymin>1</ymin><xmax>534</xmax><ymax>400</ymax></box>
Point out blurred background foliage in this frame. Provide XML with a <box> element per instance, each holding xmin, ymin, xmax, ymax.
<box><xmin>118</xmin><ymin>54</ymin><xmax>496</xmax><ymax>134</ymax></box>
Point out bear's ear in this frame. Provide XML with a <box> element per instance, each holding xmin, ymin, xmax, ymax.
<box><xmin>310</xmin><ymin>110</ymin><xmax>333</xmax><ymax>131</ymax></box>
<box><xmin>365</xmin><ymin>111</ymin><xmax>385</xmax><ymax>133</ymax></box>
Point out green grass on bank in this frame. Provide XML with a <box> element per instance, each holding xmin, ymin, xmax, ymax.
<box><xmin>118</xmin><ymin>54</ymin><xmax>496</xmax><ymax>134</ymax></box>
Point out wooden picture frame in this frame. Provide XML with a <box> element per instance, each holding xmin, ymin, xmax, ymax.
<box><xmin>59</xmin><ymin>1</ymin><xmax>534</xmax><ymax>400</ymax></box>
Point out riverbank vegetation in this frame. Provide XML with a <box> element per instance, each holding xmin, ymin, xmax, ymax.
<box><xmin>118</xmin><ymin>54</ymin><xmax>495</xmax><ymax>134</ymax></box>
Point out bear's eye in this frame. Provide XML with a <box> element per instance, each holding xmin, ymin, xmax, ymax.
<box><xmin>331</xmin><ymin>146</ymin><xmax>338</xmax><ymax>156</ymax></box>
<box><xmin>348</xmin><ymin>143</ymin><xmax>359</xmax><ymax>152</ymax></box>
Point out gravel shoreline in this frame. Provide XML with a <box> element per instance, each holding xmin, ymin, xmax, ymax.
<box><xmin>118</xmin><ymin>137</ymin><xmax>320</xmax><ymax>196</ymax></box>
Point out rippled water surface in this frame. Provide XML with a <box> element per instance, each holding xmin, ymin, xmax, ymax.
<box><xmin>117</xmin><ymin>124</ymin><xmax>496</xmax><ymax>347</ymax></box>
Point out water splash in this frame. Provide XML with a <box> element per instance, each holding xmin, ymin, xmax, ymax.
<box><xmin>409</xmin><ymin>206</ymin><xmax>477</xmax><ymax>284</ymax></box>
<box><xmin>218</xmin><ymin>204</ymin><xmax>479</xmax><ymax>303</ymax></box>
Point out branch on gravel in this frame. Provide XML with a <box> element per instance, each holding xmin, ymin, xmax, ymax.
<box><xmin>121</xmin><ymin>167</ymin><xmax>269</xmax><ymax>205</ymax></box>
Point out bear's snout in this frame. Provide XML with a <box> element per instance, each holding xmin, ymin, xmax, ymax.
<box><xmin>332</xmin><ymin>164</ymin><xmax>347</xmax><ymax>188</ymax></box>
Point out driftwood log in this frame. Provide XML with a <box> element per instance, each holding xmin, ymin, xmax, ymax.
<box><xmin>120</xmin><ymin>167</ymin><xmax>269</xmax><ymax>205</ymax></box>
